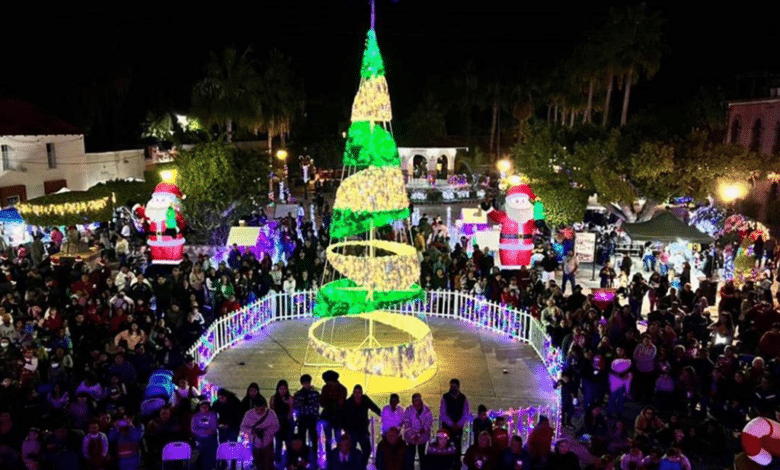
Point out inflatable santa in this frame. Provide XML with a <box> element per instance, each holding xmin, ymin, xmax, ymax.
<box><xmin>480</xmin><ymin>183</ymin><xmax>544</xmax><ymax>268</ymax></box>
<box><xmin>133</xmin><ymin>182</ymin><xmax>187</xmax><ymax>265</ymax></box>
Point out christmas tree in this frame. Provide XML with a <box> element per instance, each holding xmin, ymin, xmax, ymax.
<box><xmin>315</xmin><ymin>28</ymin><xmax>424</xmax><ymax>320</ymax></box>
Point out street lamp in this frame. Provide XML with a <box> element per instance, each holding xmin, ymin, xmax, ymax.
<box><xmin>719</xmin><ymin>181</ymin><xmax>747</xmax><ymax>204</ymax></box>
<box><xmin>497</xmin><ymin>159</ymin><xmax>511</xmax><ymax>175</ymax></box>
<box><xmin>276</xmin><ymin>149</ymin><xmax>288</xmax><ymax>161</ymax></box>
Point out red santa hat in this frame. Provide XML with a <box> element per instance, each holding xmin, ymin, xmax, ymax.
<box><xmin>153</xmin><ymin>182</ymin><xmax>183</xmax><ymax>199</ymax></box>
<box><xmin>75</xmin><ymin>255</ymin><xmax>83</xmax><ymax>263</ymax></box>
<box><xmin>50</xmin><ymin>256</ymin><xmax>60</xmax><ymax>266</ymax></box>
<box><xmin>506</xmin><ymin>184</ymin><xmax>536</xmax><ymax>201</ymax></box>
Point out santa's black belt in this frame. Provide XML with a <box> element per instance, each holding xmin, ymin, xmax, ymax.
<box><xmin>501</xmin><ymin>234</ymin><xmax>533</xmax><ymax>240</ymax></box>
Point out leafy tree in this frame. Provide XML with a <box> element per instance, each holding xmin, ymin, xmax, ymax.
<box><xmin>514</xmin><ymin>120</ymin><xmax>776</xmax><ymax>224</ymax></box>
<box><xmin>176</xmin><ymin>142</ymin><xmax>269</xmax><ymax>244</ymax></box>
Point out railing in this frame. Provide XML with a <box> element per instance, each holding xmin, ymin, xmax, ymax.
<box><xmin>188</xmin><ymin>289</ymin><xmax>564</xmax><ymax>449</ymax></box>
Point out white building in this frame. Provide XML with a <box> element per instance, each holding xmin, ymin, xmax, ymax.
<box><xmin>398</xmin><ymin>145</ymin><xmax>466</xmax><ymax>188</ymax></box>
<box><xmin>0</xmin><ymin>99</ymin><xmax>145</xmax><ymax>205</ymax></box>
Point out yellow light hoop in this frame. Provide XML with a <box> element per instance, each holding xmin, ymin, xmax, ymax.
<box><xmin>308</xmin><ymin>311</ymin><xmax>437</xmax><ymax>379</ymax></box>
<box><xmin>351</xmin><ymin>76</ymin><xmax>393</xmax><ymax>122</ymax></box>
<box><xmin>333</xmin><ymin>167</ymin><xmax>409</xmax><ymax>213</ymax></box>
<box><xmin>327</xmin><ymin>240</ymin><xmax>420</xmax><ymax>292</ymax></box>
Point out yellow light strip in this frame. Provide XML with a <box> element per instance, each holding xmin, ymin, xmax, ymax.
<box><xmin>333</xmin><ymin>166</ymin><xmax>408</xmax><ymax>213</ymax></box>
<box><xmin>18</xmin><ymin>196</ymin><xmax>110</xmax><ymax>217</ymax></box>
<box><xmin>351</xmin><ymin>76</ymin><xmax>393</xmax><ymax>122</ymax></box>
<box><xmin>327</xmin><ymin>240</ymin><xmax>420</xmax><ymax>292</ymax></box>
<box><xmin>308</xmin><ymin>311</ymin><xmax>437</xmax><ymax>379</ymax></box>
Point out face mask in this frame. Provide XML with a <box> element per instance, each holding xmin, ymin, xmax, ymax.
<box><xmin>0</xmin><ymin>343</ymin><xmax>8</xmax><ymax>348</ymax></box>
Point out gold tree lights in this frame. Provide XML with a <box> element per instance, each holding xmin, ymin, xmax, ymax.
<box><xmin>311</xmin><ymin>28</ymin><xmax>435</xmax><ymax>383</ymax></box>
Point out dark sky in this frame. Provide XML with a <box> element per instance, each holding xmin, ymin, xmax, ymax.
<box><xmin>2</xmin><ymin>1</ymin><xmax>779</xmax><ymax>148</ymax></box>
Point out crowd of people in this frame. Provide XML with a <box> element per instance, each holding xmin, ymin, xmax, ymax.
<box><xmin>0</xmin><ymin>197</ymin><xmax>771</xmax><ymax>470</ymax></box>
<box><xmin>411</xmin><ymin>212</ymin><xmax>779</xmax><ymax>469</ymax></box>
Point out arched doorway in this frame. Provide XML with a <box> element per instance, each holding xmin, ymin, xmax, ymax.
<box><xmin>751</xmin><ymin>118</ymin><xmax>763</xmax><ymax>153</ymax></box>
<box><xmin>730</xmin><ymin>117</ymin><xmax>741</xmax><ymax>144</ymax></box>
<box><xmin>413</xmin><ymin>155</ymin><xmax>427</xmax><ymax>178</ymax></box>
<box><xmin>437</xmin><ymin>155</ymin><xmax>448</xmax><ymax>179</ymax></box>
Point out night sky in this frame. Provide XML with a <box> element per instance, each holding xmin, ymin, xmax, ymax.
<box><xmin>2</xmin><ymin>1</ymin><xmax>778</xmax><ymax>149</ymax></box>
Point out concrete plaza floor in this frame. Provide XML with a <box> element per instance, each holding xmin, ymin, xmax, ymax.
<box><xmin>203</xmin><ymin>316</ymin><xmax>558</xmax><ymax>415</ymax></box>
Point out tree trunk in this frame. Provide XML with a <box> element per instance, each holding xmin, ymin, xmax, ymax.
<box><xmin>584</xmin><ymin>79</ymin><xmax>594</xmax><ymax>124</ymax></box>
<box><xmin>570</xmin><ymin>110</ymin><xmax>575</xmax><ymax>127</ymax></box>
<box><xmin>489</xmin><ymin>99</ymin><xmax>498</xmax><ymax>155</ymax></box>
<box><xmin>226</xmin><ymin>119</ymin><xmax>233</xmax><ymax>142</ymax></box>
<box><xmin>553</xmin><ymin>102</ymin><xmax>559</xmax><ymax>124</ymax></box>
<box><xmin>620</xmin><ymin>69</ymin><xmax>633</xmax><ymax>127</ymax></box>
<box><xmin>547</xmin><ymin>104</ymin><xmax>551</xmax><ymax>123</ymax></box>
<box><xmin>602</xmin><ymin>74</ymin><xmax>614</xmax><ymax>127</ymax></box>
<box><xmin>267</xmin><ymin>130</ymin><xmax>273</xmax><ymax>155</ymax></box>
<box><xmin>281</xmin><ymin>131</ymin><xmax>287</xmax><ymax>148</ymax></box>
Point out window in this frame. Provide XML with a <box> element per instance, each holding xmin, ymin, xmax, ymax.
<box><xmin>5</xmin><ymin>196</ymin><xmax>19</xmax><ymax>206</ymax></box>
<box><xmin>751</xmin><ymin>119</ymin><xmax>763</xmax><ymax>153</ymax></box>
<box><xmin>46</xmin><ymin>143</ymin><xmax>56</xmax><ymax>169</ymax></box>
<box><xmin>0</xmin><ymin>145</ymin><xmax>7</xmax><ymax>171</ymax></box>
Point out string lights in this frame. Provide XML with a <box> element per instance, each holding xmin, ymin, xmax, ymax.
<box><xmin>327</xmin><ymin>240</ymin><xmax>420</xmax><ymax>292</ymax></box>
<box><xmin>18</xmin><ymin>196</ymin><xmax>111</xmax><ymax>226</ymax></box>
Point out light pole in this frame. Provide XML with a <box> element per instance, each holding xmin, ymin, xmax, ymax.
<box><xmin>496</xmin><ymin>159</ymin><xmax>511</xmax><ymax>179</ymax></box>
<box><xmin>719</xmin><ymin>181</ymin><xmax>747</xmax><ymax>212</ymax></box>
<box><xmin>276</xmin><ymin>150</ymin><xmax>288</xmax><ymax>202</ymax></box>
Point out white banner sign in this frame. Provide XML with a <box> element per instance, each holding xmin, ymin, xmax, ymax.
<box><xmin>575</xmin><ymin>232</ymin><xmax>596</xmax><ymax>263</ymax></box>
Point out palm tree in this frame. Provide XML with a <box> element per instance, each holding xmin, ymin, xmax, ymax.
<box><xmin>610</xmin><ymin>3</ymin><xmax>665</xmax><ymax>126</ymax></box>
<box><xmin>450</xmin><ymin>60</ymin><xmax>481</xmax><ymax>142</ymax></box>
<box><xmin>256</xmin><ymin>49</ymin><xmax>306</xmax><ymax>154</ymax></box>
<box><xmin>192</xmin><ymin>47</ymin><xmax>264</xmax><ymax>142</ymax></box>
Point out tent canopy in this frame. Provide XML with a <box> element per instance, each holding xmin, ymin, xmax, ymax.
<box><xmin>0</xmin><ymin>207</ymin><xmax>23</xmax><ymax>224</ymax></box>
<box><xmin>622</xmin><ymin>211</ymin><xmax>714</xmax><ymax>244</ymax></box>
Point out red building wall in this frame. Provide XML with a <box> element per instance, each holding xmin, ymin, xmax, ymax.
<box><xmin>727</xmin><ymin>98</ymin><xmax>780</xmax><ymax>154</ymax></box>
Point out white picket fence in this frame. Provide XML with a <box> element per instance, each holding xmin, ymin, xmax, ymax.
<box><xmin>187</xmin><ymin>289</ymin><xmax>564</xmax><ymax>447</ymax></box>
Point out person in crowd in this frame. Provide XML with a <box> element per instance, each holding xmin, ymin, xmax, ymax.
<box><xmin>403</xmin><ymin>392</ymin><xmax>433</xmax><ymax>470</ymax></box>
<box><xmin>321</xmin><ymin>370</ymin><xmax>347</xmax><ymax>450</ymax></box>
<box><xmin>240</xmin><ymin>396</ymin><xmax>280</xmax><ymax>470</ymax></box>
<box><xmin>550</xmin><ymin>439</ymin><xmax>580</xmax><ymax>470</ymax></box>
<box><xmin>471</xmin><ymin>404</ymin><xmax>492</xmax><ymax>445</ymax></box>
<box><xmin>242</xmin><ymin>382</ymin><xmax>263</xmax><ymax>412</ymax></box>
<box><xmin>284</xmin><ymin>434</ymin><xmax>312</xmax><ymax>470</ymax></box>
<box><xmin>375</xmin><ymin>426</ymin><xmax>407</xmax><ymax>470</ymax></box>
<box><xmin>327</xmin><ymin>433</ymin><xmax>363</xmax><ymax>470</ymax></box>
<box><xmin>463</xmin><ymin>430</ymin><xmax>496</xmax><ymax>470</ymax></box>
<box><xmin>294</xmin><ymin>373</ymin><xmax>321</xmax><ymax>451</ymax></box>
<box><xmin>526</xmin><ymin>415</ymin><xmax>553</xmax><ymax>468</ymax></box>
<box><xmin>191</xmin><ymin>401</ymin><xmax>218</xmax><ymax>470</ymax></box>
<box><xmin>341</xmin><ymin>384</ymin><xmax>381</xmax><ymax>470</ymax></box>
<box><xmin>440</xmin><ymin>378</ymin><xmax>471</xmax><ymax>453</ymax></box>
<box><xmin>270</xmin><ymin>379</ymin><xmax>295</xmax><ymax>463</ymax></box>
<box><xmin>423</xmin><ymin>429</ymin><xmax>459</xmax><ymax>470</ymax></box>
<box><xmin>497</xmin><ymin>434</ymin><xmax>531</xmax><ymax>470</ymax></box>
<box><xmin>213</xmin><ymin>388</ymin><xmax>243</xmax><ymax>443</ymax></box>
<box><xmin>381</xmin><ymin>393</ymin><xmax>404</xmax><ymax>436</ymax></box>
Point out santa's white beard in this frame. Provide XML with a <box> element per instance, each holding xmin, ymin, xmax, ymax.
<box><xmin>507</xmin><ymin>207</ymin><xmax>533</xmax><ymax>222</ymax></box>
<box><xmin>145</xmin><ymin>204</ymin><xmax>168</xmax><ymax>223</ymax></box>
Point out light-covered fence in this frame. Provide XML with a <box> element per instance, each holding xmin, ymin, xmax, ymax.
<box><xmin>188</xmin><ymin>289</ymin><xmax>564</xmax><ymax>447</ymax></box>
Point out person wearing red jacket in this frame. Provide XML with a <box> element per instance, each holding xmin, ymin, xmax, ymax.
<box><xmin>174</xmin><ymin>354</ymin><xmax>208</xmax><ymax>389</ymax></box>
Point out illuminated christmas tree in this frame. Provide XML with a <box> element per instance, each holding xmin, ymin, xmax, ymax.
<box><xmin>310</xmin><ymin>27</ymin><xmax>434</xmax><ymax>380</ymax></box>
<box><xmin>316</xmin><ymin>27</ymin><xmax>423</xmax><ymax>320</ymax></box>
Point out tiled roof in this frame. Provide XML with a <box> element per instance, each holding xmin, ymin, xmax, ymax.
<box><xmin>0</xmin><ymin>99</ymin><xmax>82</xmax><ymax>136</ymax></box>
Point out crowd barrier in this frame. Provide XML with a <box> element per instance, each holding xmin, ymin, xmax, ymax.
<box><xmin>187</xmin><ymin>289</ymin><xmax>564</xmax><ymax>451</ymax></box>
